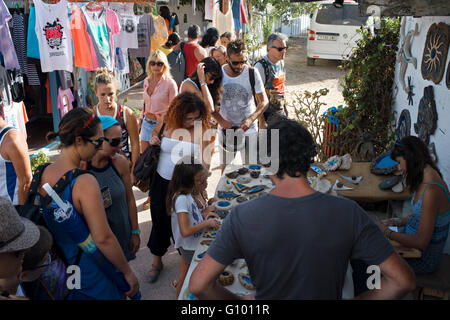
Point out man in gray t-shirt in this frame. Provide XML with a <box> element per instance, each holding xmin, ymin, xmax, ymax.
<box><xmin>189</xmin><ymin>118</ymin><xmax>415</xmax><ymax>300</ymax></box>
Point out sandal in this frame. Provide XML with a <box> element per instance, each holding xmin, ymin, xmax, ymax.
<box><xmin>148</xmin><ymin>263</ymin><xmax>163</xmax><ymax>283</ymax></box>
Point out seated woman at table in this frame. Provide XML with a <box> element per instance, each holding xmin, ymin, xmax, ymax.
<box><xmin>379</xmin><ymin>136</ymin><xmax>450</xmax><ymax>274</ymax></box>
<box><xmin>167</xmin><ymin>158</ymin><xmax>220</xmax><ymax>298</ymax></box>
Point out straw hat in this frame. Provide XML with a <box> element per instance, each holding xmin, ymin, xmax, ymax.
<box><xmin>0</xmin><ymin>197</ymin><xmax>40</xmax><ymax>254</ymax></box>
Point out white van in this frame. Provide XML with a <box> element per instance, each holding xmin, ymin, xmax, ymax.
<box><xmin>306</xmin><ymin>1</ymin><xmax>369</xmax><ymax>65</ymax></box>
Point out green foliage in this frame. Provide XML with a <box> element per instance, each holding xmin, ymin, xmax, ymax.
<box><xmin>251</xmin><ymin>0</ymin><xmax>317</xmax><ymax>23</ymax></box>
<box><xmin>335</xmin><ymin>18</ymin><xmax>400</xmax><ymax>160</ymax></box>
<box><xmin>30</xmin><ymin>151</ymin><xmax>50</xmax><ymax>174</ymax></box>
<box><xmin>290</xmin><ymin>88</ymin><xmax>329</xmax><ymax>162</ymax></box>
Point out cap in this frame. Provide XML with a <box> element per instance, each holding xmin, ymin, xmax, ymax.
<box><xmin>98</xmin><ymin>115</ymin><xmax>118</xmax><ymax>131</ymax></box>
<box><xmin>0</xmin><ymin>197</ymin><xmax>40</xmax><ymax>254</ymax></box>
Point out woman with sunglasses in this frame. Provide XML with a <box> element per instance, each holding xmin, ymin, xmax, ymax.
<box><xmin>146</xmin><ymin>92</ymin><xmax>214</xmax><ymax>283</ymax></box>
<box><xmin>41</xmin><ymin>108</ymin><xmax>139</xmax><ymax>300</ymax></box>
<box><xmin>85</xmin><ymin>116</ymin><xmax>140</xmax><ymax>263</ymax></box>
<box><xmin>140</xmin><ymin>50</ymin><xmax>178</xmax><ymax>210</ymax></box>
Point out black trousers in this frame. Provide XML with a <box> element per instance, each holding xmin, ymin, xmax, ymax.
<box><xmin>147</xmin><ymin>172</ymin><xmax>173</xmax><ymax>257</ymax></box>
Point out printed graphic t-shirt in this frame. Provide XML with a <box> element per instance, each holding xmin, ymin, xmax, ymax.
<box><xmin>220</xmin><ymin>65</ymin><xmax>264</xmax><ymax>134</ymax></box>
<box><xmin>171</xmin><ymin>194</ymin><xmax>204</xmax><ymax>251</ymax></box>
<box><xmin>81</xmin><ymin>6</ymin><xmax>118</xmax><ymax>71</ymax></box>
<box><xmin>106</xmin><ymin>2</ymin><xmax>138</xmax><ymax>49</ymax></box>
<box><xmin>34</xmin><ymin>0</ymin><xmax>73</xmax><ymax>72</ymax></box>
<box><xmin>129</xmin><ymin>14</ymin><xmax>155</xmax><ymax>59</ymax></box>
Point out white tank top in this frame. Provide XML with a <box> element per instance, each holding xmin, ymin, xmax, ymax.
<box><xmin>0</xmin><ymin>127</ymin><xmax>19</xmax><ymax>205</ymax></box>
<box><xmin>179</xmin><ymin>78</ymin><xmax>199</xmax><ymax>94</ymax></box>
<box><xmin>157</xmin><ymin>137</ymin><xmax>200</xmax><ymax>180</ymax></box>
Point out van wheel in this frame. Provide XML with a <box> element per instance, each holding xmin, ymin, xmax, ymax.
<box><xmin>307</xmin><ymin>58</ymin><xmax>315</xmax><ymax>66</ymax></box>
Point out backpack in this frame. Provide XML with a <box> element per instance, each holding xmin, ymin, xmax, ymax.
<box><xmin>15</xmin><ymin>163</ymin><xmax>90</xmax><ymax>300</ymax></box>
<box><xmin>168</xmin><ymin>42</ymin><xmax>187</xmax><ymax>85</ymax></box>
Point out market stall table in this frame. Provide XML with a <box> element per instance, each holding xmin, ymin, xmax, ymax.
<box><xmin>178</xmin><ymin>164</ymin><xmax>356</xmax><ymax>299</ymax></box>
<box><xmin>307</xmin><ymin>162</ymin><xmax>411</xmax><ymax>202</ymax></box>
<box><xmin>178</xmin><ymin>164</ymin><xmax>420</xmax><ymax>299</ymax></box>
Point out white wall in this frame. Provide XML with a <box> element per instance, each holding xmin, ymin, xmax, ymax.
<box><xmin>393</xmin><ymin>16</ymin><xmax>450</xmax><ymax>253</ymax></box>
<box><xmin>162</xmin><ymin>4</ymin><xmax>209</xmax><ymax>41</ymax></box>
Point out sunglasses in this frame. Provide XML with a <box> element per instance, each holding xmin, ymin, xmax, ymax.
<box><xmin>229</xmin><ymin>60</ymin><xmax>247</xmax><ymax>66</ymax></box>
<box><xmin>150</xmin><ymin>61</ymin><xmax>164</xmax><ymax>67</ymax></box>
<box><xmin>271</xmin><ymin>46</ymin><xmax>288</xmax><ymax>52</ymax></box>
<box><xmin>27</xmin><ymin>252</ymin><xmax>52</xmax><ymax>271</ymax></box>
<box><xmin>82</xmin><ymin>136</ymin><xmax>105</xmax><ymax>149</ymax></box>
<box><xmin>104</xmin><ymin>137</ymin><xmax>121</xmax><ymax>147</ymax></box>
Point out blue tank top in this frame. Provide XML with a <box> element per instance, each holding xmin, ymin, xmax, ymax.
<box><xmin>40</xmin><ymin>170</ymin><xmax>123</xmax><ymax>300</ymax></box>
<box><xmin>404</xmin><ymin>182</ymin><xmax>450</xmax><ymax>274</ymax></box>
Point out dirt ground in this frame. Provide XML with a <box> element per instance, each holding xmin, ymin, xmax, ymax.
<box><xmin>283</xmin><ymin>37</ymin><xmax>346</xmax><ymax>116</ymax></box>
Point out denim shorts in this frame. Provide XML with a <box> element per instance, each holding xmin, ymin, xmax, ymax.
<box><xmin>140</xmin><ymin>117</ymin><xmax>158</xmax><ymax>142</ymax></box>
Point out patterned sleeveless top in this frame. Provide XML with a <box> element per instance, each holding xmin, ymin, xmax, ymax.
<box><xmin>403</xmin><ymin>182</ymin><xmax>450</xmax><ymax>274</ymax></box>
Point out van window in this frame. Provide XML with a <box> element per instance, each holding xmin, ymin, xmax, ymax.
<box><xmin>315</xmin><ymin>4</ymin><xmax>368</xmax><ymax>26</ymax></box>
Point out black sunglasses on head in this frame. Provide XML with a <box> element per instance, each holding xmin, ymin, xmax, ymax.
<box><xmin>104</xmin><ymin>137</ymin><xmax>121</xmax><ymax>147</ymax></box>
<box><xmin>82</xmin><ymin>136</ymin><xmax>105</xmax><ymax>149</ymax></box>
<box><xmin>150</xmin><ymin>61</ymin><xmax>164</xmax><ymax>67</ymax></box>
<box><xmin>271</xmin><ymin>46</ymin><xmax>288</xmax><ymax>52</ymax></box>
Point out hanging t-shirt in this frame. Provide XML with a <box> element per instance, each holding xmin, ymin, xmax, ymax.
<box><xmin>26</xmin><ymin>5</ymin><xmax>40</xmax><ymax>59</ymax></box>
<box><xmin>106</xmin><ymin>2</ymin><xmax>138</xmax><ymax>49</ymax></box>
<box><xmin>204</xmin><ymin>0</ymin><xmax>216</xmax><ymax>21</ymax></box>
<box><xmin>150</xmin><ymin>14</ymin><xmax>168</xmax><ymax>54</ymax></box>
<box><xmin>34</xmin><ymin>0</ymin><xmax>73</xmax><ymax>73</ymax></box>
<box><xmin>57</xmin><ymin>87</ymin><xmax>74</xmax><ymax>118</ymax></box>
<box><xmin>0</xmin><ymin>1</ymin><xmax>20</xmax><ymax>70</ymax></box>
<box><xmin>82</xmin><ymin>6</ymin><xmax>115</xmax><ymax>71</ymax></box>
<box><xmin>129</xmin><ymin>14</ymin><xmax>155</xmax><ymax>59</ymax></box>
<box><xmin>70</xmin><ymin>3</ymin><xmax>97</xmax><ymax>70</ymax></box>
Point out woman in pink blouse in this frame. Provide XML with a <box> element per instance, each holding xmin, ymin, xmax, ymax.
<box><xmin>140</xmin><ymin>50</ymin><xmax>177</xmax><ymax>210</ymax></box>
<box><xmin>140</xmin><ymin>50</ymin><xmax>178</xmax><ymax>154</ymax></box>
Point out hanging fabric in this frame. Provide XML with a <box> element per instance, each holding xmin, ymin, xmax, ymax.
<box><xmin>33</xmin><ymin>0</ymin><xmax>73</xmax><ymax>72</ymax></box>
<box><xmin>204</xmin><ymin>0</ymin><xmax>215</xmax><ymax>21</ymax></box>
<box><xmin>0</xmin><ymin>0</ymin><xmax>20</xmax><ymax>70</ymax></box>
<box><xmin>105</xmin><ymin>2</ymin><xmax>139</xmax><ymax>49</ymax></box>
<box><xmin>12</xmin><ymin>11</ymin><xmax>27</xmax><ymax>75</ymax></box>
<box><xmin>70</xmin><ymin>3</ymin><xmax>97</xmax><ymax>70</ymax></box>
<box><xmin>26</xmin><ymin>3</ymin><xmax>40</xmax><ymax>59</ymax></box>
<box><xmin>232</xmin><ymin>0</ymin><xmax>242</xmax><ymax>32</ymax></box>
<box><xmin>150</xmin><ymin>14</ymin><xmax>168</xmax><ymax>55</ymax></box>
<box><xmin>129</xmin><ymin>13</ymin><xmax>155</xmax><ymax>59</ymax></box>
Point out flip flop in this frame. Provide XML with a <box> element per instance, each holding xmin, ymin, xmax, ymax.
<box><xmin>148</xmin><ymin>264</ymin><xmax>163</xmax><ymax>283</ymax></box>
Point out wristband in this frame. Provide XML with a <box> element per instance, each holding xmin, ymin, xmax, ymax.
<box><xmin>200</xmin><ymin>82</ymin><xmax>208</xmax><ymax>86</ymax></box>
<box><xmin>131</xmin><ymin>229</ymin><xmax>140</xmax><ymax>235</ymax></box>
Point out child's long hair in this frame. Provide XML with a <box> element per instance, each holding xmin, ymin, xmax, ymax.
<box><xmin>166</xmin><ymin>157</ymin><xmax>206</xmax><ymax>215</ymax></box>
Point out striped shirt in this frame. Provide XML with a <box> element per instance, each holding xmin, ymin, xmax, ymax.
<box><xmin>0</xmin><ymin>126</ymin><xmax>19</xmax><ymax>205</ymax></box>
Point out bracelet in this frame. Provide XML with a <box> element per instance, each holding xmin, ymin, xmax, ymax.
<box><xmin>131</xmin><ymin>229</ymin><xmax>140</xmax><ymax>235</ymax></box>
<box><xmin>200</xmin><ymin>82</ymin><xmax>208</xmax><ymax>86</ymax></box>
